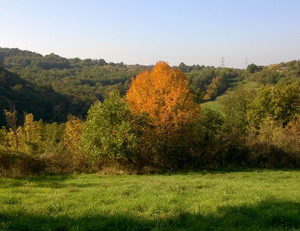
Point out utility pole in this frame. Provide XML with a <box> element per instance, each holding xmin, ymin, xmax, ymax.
<box><xmin>220</xmin><ymin>56</ymin><xmax>225</xmax><ymax>67</ymax></box>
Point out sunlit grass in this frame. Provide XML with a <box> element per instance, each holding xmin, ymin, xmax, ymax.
<box><xmin>201</xmin><ymin>80</ymin><xmax>261</xmax><ymax>114</ymax></box>
<box><xmin>0</xmin><ymin>170</ymin><xmax>299</xmax><ymax>230</ymax></box>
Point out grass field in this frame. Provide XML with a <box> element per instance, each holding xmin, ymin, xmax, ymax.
<box><xmin>201</xmin><ymin>80</ymin><xmax>261</xmax><ymax>114</ymax></box>
<box><xmin>0</xmin><ymin>170</ymin><xmax>299</xmax><ymax>231</ymax></box>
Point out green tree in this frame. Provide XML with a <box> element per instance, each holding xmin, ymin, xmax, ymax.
<box><xmin>222</xmin><ymin>86</ymin><xmax>256</xmax><ymax>134</ymax></box>
<box><xmin>251</xmin><ymin>69</ymin><xmax>283</xmax><ymax>85</ymax></box>
<box><xmin>82</xmin><ymin>90</ymin><xmax>141</xmax><ymax>165</ymax></box>
<box><xmin>247</xmin><ymin>84</ymin><xmax>300</xmax><ymax>128</ymax></box>
<box><xmin>246</xmin><ymin>64</ymin><xmax>259</xmax><ymax>73</ymax></box>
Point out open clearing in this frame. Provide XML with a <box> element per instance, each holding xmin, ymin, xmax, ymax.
<box><xmin>0</xmin><ymin>170</ymin><xmax>299</xmax><ymax>230</ymax></box>
<box><xmin>201</xmin><ymin>80</ymin><xmax>261</xmax><ymax>114</ymax></box>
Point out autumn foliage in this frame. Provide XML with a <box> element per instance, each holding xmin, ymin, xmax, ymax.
<box><xmin>126</xmin><ymin>61</ymin><xmax>199</xmax><ymax>130</ymax></box>
<box><xmin>126</xmin><ymin>62</ymin><xmax>200</xmax><ymax>167</ymax></box>
<box><xmin>1</xmin><ymin>61</ymin><xmax>300</xmax><ymax>176</ymax></box>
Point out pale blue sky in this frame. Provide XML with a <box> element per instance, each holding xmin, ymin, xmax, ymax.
<box><xmin>1</xmin><ymin>0</ymin><xmax>300</xmax><ymax>68</ymax></box>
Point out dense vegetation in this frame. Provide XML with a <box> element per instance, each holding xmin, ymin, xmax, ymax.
<box><xmin>0</xmin><ymin>48</ymin><xmax>241</xmax><ymax>125</ymax></box>
<box><xmin>0</xmin><ymin>47</ymin><xmax>300</xmax><ymax>176</ymax></box>
<box><xmin>0</xmin><ymin>68</ymin><xmax>72</xmax><ymax>124</ymax></box>
<box><xmin>0</xmin><ymin>171</ymin><xmax>299</xmax><ymax>230</ymax></box>
<box><xmin>0</xmin><ymin>48</ymin><xmax>151</xmax><ymax>124</ymax></box>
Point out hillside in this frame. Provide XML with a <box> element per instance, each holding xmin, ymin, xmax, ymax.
<box><xmin>201</xmin><ymin>80</ymin><xmax>261</xmax><ymax>114</ymax></box>
<box><xmin>0</xmin><ymin>48</ymin><xmax>245</xmax><ymax>124</ymax></box>
<box><xmin>0</xmin><ymin>68</ymin><xmax>72</xmax><ymax>125</ymax></box>
<box><xmin>202</xmin><ymin>61</ymin><xmax>300</xmax><ymax>113</ymax></box>
<box><xmin>0</xmin><ymin>59</ymin><xmax>300</xmax><ymax>176</ymax></box>
<box><xmin>0</xmin><ymin>48</ymin><xmax>152</xmax><ymax>125</ymax></box>
<box><xmin>1</xmin><ymin>47</ymin><xmax>300</xmax><ymax>125</ymax></box>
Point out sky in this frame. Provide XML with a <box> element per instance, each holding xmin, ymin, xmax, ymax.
<box><xmin>1</xmin><ymin>0</ymin><xmax>300</xmax><ymax>68</ymax></box>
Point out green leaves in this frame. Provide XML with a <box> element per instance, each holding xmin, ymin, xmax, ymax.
<box><xmin>82</xmin><ymin>90</ymin><xmax>140</xmax><ymax>163</ymax></box>
<box><xmin>247</xmin><ymin>84</ymin><xmax>300</xmax><ymax>127</ymax></box>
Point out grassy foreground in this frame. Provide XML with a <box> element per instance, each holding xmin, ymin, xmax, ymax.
<box><xmin>0</xmin><ymin>170</ymin><xmax>299</xmax><ymax>231</ymax></box>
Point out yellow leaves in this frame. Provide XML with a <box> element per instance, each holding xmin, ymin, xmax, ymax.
<box><xmin>5</xmin><ymin>129</ymin><xmax>18</xmax><ymax>150</ymax></box>
<box><xmin>63</xmin><ymin>115</ymin><xmax>85</xmax><ymax>169</ymax></box>
<box><xmin>3</xmin><ymin>113</ymin><xmax>42</xmax><ymax>154</ymax></box>
<box><xmin>4</xmin><ymin>110</ymin><xmax>18</xmax><ymax>131</ymax></box>
<box><xmin>126</xmin><ymin>61</ymin><xmax>199</xmax><ymax>131</ymax></box>
<box><xmin>23</xmin><ymin>113</ymin><xmax>41</xmax><ymax>144</ymax></box>
<box><xmin>63</xmin><ymin>115</ymin><xmax>83</xmax><ymax>155</ymax></box>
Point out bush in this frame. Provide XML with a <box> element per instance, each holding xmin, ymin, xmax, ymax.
<box><xmin>0</xmin><ymin>150</ymin><xmax>45</xmax><ymax>177</ymax></box>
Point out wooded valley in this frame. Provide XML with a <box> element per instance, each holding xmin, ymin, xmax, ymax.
<box><xmin>0</xmin><ymin>48</ymin><xmax>300</xmax><ymax>176</ymax></box>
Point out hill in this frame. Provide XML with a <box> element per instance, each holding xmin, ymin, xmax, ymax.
<box><xmin>0</xmin><ymin>48</ymin><xmax>152</xmax><ymax>125</ymax></box>
<box><xmin>0</xmin><ymin>68</ymin><xmax>71</xmax><ymax>125</ymax></box>
<box><xmin>1</xmin><ymin>47</ymin><xmax>299</xmax><ymax>125</ymax></box>
<box><xmin>0</xmin><ymin>48</ymin><xmax>244</xmax><ymax>124</ymax></box>
<box><xmin>202</xmin><ymin>61</ymin><xmax>300</xmax><ymax>113</ymax></box>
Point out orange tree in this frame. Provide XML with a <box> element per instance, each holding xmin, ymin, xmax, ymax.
<box><xmin>126</xmin><ymin>62</ymin><xmax>200</xmax><ymax>168</ymax></box>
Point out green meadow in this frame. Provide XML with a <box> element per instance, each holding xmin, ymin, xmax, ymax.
<box><xmin>0</xmin><ymin>170</ymin><xmax>299</xmax><ymax>231</ymax></box>
<box><xmin>201</xmin><ymin>80</ymin><xmax>261</xmax><ymax>114</ymax></box>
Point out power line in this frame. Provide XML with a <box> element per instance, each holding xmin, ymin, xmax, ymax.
<box><xmin>220</xmin><ymin>56</ymin><xmax>225</xmax><ymax>67</ymax></box>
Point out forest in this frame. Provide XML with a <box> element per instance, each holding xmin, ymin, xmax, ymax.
<box><xmin>0</xmin><ymin>47</ymin><xmax>300</xmax><ymax>176</ymax></box>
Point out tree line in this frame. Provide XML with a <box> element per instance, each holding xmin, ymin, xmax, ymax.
<box><xmin>0</xmin><ymin>61</ymin><xmax>300</xmax><ymax>176</ymax></box>
<box><xmin>0</xmin><ymin>47</ymin><xmax>243</xmax><ymax>126</ymax></box>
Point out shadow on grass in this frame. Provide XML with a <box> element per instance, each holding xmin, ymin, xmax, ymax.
<box><xmin>1</xmin><ymin>169</ymin><xmax>299</xmax><ymax>189</ymax></box>
<box><xmin>0</xmin><ymin>174</ymin><xmax>77</xmax><ymax>189</ymax></box>
<box><xmin>159</xmin><ymin>168</ymin><xmax>300</xmax><ymax>176</ymax></box>
<box><xmin>0</xmin><ymin>199</ymin><xmax>299</xmax><ymax>231</ymax></box>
